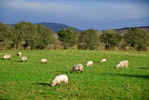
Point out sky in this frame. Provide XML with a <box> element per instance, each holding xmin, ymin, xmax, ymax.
<box><xmin>0</xmin><ymin>0</ymin><xmax>149</xmax><ymax>30</ymax></box>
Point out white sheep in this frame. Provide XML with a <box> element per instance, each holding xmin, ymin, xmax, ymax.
<box><xmin>116</xmin><ymin>60</ymin><xmax>128</xmax><ymax>68</ymax></box>
<box><xmin>116</xmin><ymin>63</ymin><xmax>121</xmax><ymax>68</ymax></box>
<box><xmin>21</xmin><ymin>56</ymin><xmax>28</xmax><ymax>62</ymax></box>
<box><xmin>41</xmin><ymin>58</ymin><xmax>47</xmax><ymax>64</ymax></box>
<box><xmin>51</xmin><ymin>74</ymin><xmax>68</xmax><ymax>87</ymax></box>
<box><xmin>70</xmin><ymin>64</ymin><xmax>84</xmax><ymax>72</ymax></box>
<box><xmin>100</xmin><ymin>58</ymin><xmax>107</xmax><ymax>63</ymax></box>
<box><xmin>17</xmin><ymin>52</ymin><xmax>22</xmax><ymax>57</ymax></box>
<box><xmin>87</xmin><ymin>61</ymin><xmax>93</xmax><ymax>67</ymax></box>
<box><xmin>3</xmin><ymin>54</ymin><xmax>11</xmax><ymax>60</ymax></box>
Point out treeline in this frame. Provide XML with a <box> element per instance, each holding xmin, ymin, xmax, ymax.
<box><xmin>0</xmin><ymin>21</ymin><xmax>149</xmax><ymax>51</ymax></box>
<box><xmin>0</xmin><ymin>22</ymin><xmax>55</xmax><ymax>49</ymax></box>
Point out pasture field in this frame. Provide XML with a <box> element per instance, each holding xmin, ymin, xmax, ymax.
<box><xmin>0</xmin><ymin>50</ymin><xmax>149</xmax><ymax>100</ymax></box>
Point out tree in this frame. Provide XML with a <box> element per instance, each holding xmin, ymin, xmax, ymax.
<box><xmin>123</xmin><ymin>27</ymin><xmax>149</xmax><ymax>50</ymax></box>
<box><xmin>100</xmin><ymin>29</ymin><xmax>121</xmax><ymax>49</ymax></box>
<box><xmin>9</xmin><ymin>27</ymin><xmax>20</xmax><ymax>49</ymax></box>
<box><xmin>0</xmin><ymin>21</ymin><xmax>55</xmax><ymax>49</ymax></box>
<box><xmin>57</xmin><ymin>27</ymin><xmax>78</xmax><ymax>49</ymax></box>
<box><xmin>78</xmin><ymin>29</ymin><xmax>99</xmax><ymax>50</ymax></box>
<box><xmin>15</xmin><ymin>22</ymin><xmax>55</xmax><ymax>49</ymax></box>
<box><xmin>15</xmin><ymin>22</ymin><xmax>36</xmax><ymax>49</ymax></box>
<box><xmin>35</xmin><ymin>24</ymin><xmax>55</xmax><ymax>49</ymax></box>
<box><xmin>0</xmin><ymin>22</ymin><xmax>15</xmax><ymax>49</ymax></box>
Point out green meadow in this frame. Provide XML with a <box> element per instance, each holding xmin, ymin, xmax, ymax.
<box><xmin>0</xmin><ymin>50</ymin><xmax>149</xmax><ymax>100</ymax></box>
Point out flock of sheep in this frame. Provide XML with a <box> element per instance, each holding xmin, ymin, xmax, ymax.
<box><xmin>51</xmin><ymin>59</ymin><xmax>128</xmax><ymax>87</ymax></box>
<box><xmin>2</xmin><ymin>52</ymin><xmax>48</xmax><ymax>63</ymax></box>
<box><xmin>2</xmin><ymin>52</ymin><xmax>128</xmax><ymax>87</ymax></box>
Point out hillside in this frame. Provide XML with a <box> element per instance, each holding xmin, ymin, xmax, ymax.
<box><xmin>7</xmin><ymin>22</ymin><xmax>149</xmax><ymax>33</ymax></box>
<box><xmin>116</xmin><ymin>26</ymin><xmax>149</xmax><ymax>33</ymax></box>
<box><xmin>36</xmin><ymin>22</ymin><xmax>79</xmax><ymax>32</ymax></box>
<box><xmin>8</xmin><ymin>22</ymin><xmax>79</xmax><ymax>32</ymax></box>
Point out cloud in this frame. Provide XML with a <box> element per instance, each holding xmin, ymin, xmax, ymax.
<box><xmin>1</xmin><ymin>0</ymin><xmax>148</xmax><ymax>19</ymax></box>
<box><xmin>1</xmin><ymin>0</ymin><xmax>73</xmax><ymax>13</ymax></box>
<box><xmin>0</xmin><ymin>0</ymin><xmax>149</xmax><ymax>29</ymax></box>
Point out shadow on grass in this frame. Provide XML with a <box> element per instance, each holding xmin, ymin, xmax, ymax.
<box><xmin>105</xmin><ymin>73</ymin><xmax>149</xmax><ymax>79</ymax></box>
<box><xmin>49</xmin><ymin>70</ymin><xmax>69</xmax><ymax>74</ymax></box>
<box><xmin>137</xmin><ymin>67</ymin><xmax>149</xmax><ymax>70</ymax></box>
<box><xmin>0</xmin><ymin>58</ymin><xmax>11</xmax><ymax>61</ymax></box>
<box><xmin>15</xmin><ymin>60</ymin><xmax>22</xmax><ymax>62</ymax></box>
<box><xmin>0</xmin><ymin>58</ymin><xmax>3</xmax><ymax>60</ymax></box>
<box><xmin>35</xmin><ymin>82</ymin><xmax>51</xmax><ymax>87</ymax></box>
<box><xmin>0</xmin><ymin>98</ymin><xmax>8</xmax><ymax>100</ymax></box>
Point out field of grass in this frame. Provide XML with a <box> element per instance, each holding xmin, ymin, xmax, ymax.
<box><xmin>0</xmin><ymin>50</ymin><xmax>149</xmax><ymax>100</ymax></box>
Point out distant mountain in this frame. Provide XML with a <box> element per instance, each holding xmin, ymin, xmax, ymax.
<box><xmin>8</xmin><ymin>22</ymin><xmax>79</xmax><ymax>32</ymax></box>
<box><xmin>7</xmin><ymin>22</ymin><xmax>149</xmax><ymax>33</ymax></box>
<box><xmin>115</xmin><ymin>26</ymin><xmax>149</xmax><ymax>33</ymax></box>
<box><xmin>36</xmin><ymin>22</ymin><xmax>79</xmax><ymax>32</ymax></box>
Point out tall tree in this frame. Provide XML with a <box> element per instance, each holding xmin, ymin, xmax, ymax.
<box><xmin>58</xmin><ymin>27</ymin><xmax>77</xmax><ymax>49</ymax></box>
<box><xmin>0</xmin><ymin>22</ymin><xmax>15</xmax><ymax>49</ymax></box>
<box><xmin>123</xmin><ymin>27</ymin><xmax>149</xmax><ymax>50</ymax></box>
<box><xmin>78</xmin><ymin>29</ymin><xmax>99</xmax><ymax>50</ymax></box>
<box><xmin>100</xmin><ymin>29</ymin><xmax>121</xmax><ymax>49</ymax></box>
<box><xmin>15</xmin><ymin>22</ymin><xmax>37</xmax><ymax>49</ymax></box>
<box><xmin>35</xmin><ymin>24</ymin><xmax>55</xmax><ymax>49</ymax></box>
<box><xmin>15</xmin><ymin>22</ymin><xmax>55</xmax><ymax>49</ymax></box>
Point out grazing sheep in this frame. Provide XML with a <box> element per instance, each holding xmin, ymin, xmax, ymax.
<box><xmin>41</xmin><ymin>58</ymin><xmax>47</xmax><ymax>64</ymax></box>
<box><xmin>3</xmin><ymin>54</ymin><xmax>11</xmax><ymax>60</ymax></box>
<box><xmin>70</xmin><ymin>64</ymin><xmax>84</xmax><ymax>72</ymax></box>
<box><xmin>101</xmin><ymin>58</ymin><xmax>107</xmax><ymax>63</ymax></box>
<box><xmin>16</xmin><ymin>52</ymin><xmax>22</xmax><ymax>57</ymax></box>
<box><xmin>51</xmin><ymin>74</ymin><xmax>68</xmax><ymax>87</ymax></box>
<box><xmin>87</xmin><ymin>61</ymin><xmax>93</xmax><ymax>67</ymax></box>
<box><xmin>116</xmin><ymin>60</ymin><xmax>128</xmax><ymax>68</ymax></box>
<box><xmin>116</xmin><ymin>63</ymin><xmax>121</xmax><ymax>68</ymax></box>
<box><xmin>21</xmin><ymin>56</ymin><xmax>28</xmax><ymax>62</ymax></box>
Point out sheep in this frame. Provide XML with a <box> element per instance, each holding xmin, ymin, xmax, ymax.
<box><xmin>51</xmin><ymin>74</ymin><xmax>68</xmax><ymax>87</ymax></box>
<box><xmin>41</xmin><ymin>58</ymin><xmax>47</xmax><ymax>64</ymax></box>
<box><xmin>21</xmin><ymin>56</ymin><xmax>28</xmax><ymax>62</ymax></box>
<box><xmin>16</xmin><ymin>52</ymin><xmax>22</xmax><ymax>57</ymax></box>
<box><xmin>87</xmin><ymin>61</ymin><xmax>93</xmax><ymax>67</ymax></box>
<box><xmin>116</xmin><ymin>60</ymin><xmax>128</xmax><ymax>68</ymax></box>
<box><xmin>120</xmin><ymin>60</ymin><xmax>128</xmax><ymax>68</ymax></box>
<box><xmin>100</xmin><ymin>58</ymin><xmax>107</xmax><ymax>63</ymax></box>
<box><xmin>116</xmin><ymin>63</ymin><xmax>121</xmax><ymax>68</ymax></box>
<box><xmin>70</xmin><ymin>64</ymin><xmax>84</xmax><ymax>72</ymax></box>
<box><xmin>3</xmin><ymin>54</ymin><xmax>11</xmax><ymax>60</ymax></box>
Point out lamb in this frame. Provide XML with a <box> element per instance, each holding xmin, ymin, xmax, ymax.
<box><xmin>41</xmin><ymin>58</ymin><xmax>47</xmax><ymax>64</ymax></box>
<box><xmin>16</xmin><ymin>52</ymin><xmax>22</xmax><ymax>57</ymax></box>
<box><xmin>3</xmin><ymin>54</ymin><xmax>11</xmax><ymax>60</ymax></box>
<box><xmin>100</xmin><ymin>58</ymin><xmax>107</xmax><ymax>63</ymax></box>
<box><xmin>116</xmin><ymin>60</ymin><xmax>128</xmax><ymax>68</ymax></box>
<box><xmin>21</xmin><ymin>56</ymin><xmax>28</xmax><ymax>62</ymax></box>
<box><xmin>51</xmin><ymin>74</ymin><xmax>68</xmax><ymax>87</ymax></box>
<box><xmin>87</xmin><ymin>61</ymin><xmax>93</xmax><ymax>67</ymax></box>
<box><xmin>70</xmin><ymin>64</ymin><xmax>84</xmax><ymax>72</ymax></box>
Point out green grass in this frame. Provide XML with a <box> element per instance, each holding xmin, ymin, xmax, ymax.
<box><xmin>0</xmin><ymin>50</ymin><xmax>149</xmax><ymax>100</ymax></box>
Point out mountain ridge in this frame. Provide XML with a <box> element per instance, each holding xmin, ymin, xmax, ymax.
<box><xmin>8</xmin><ymin>22</ymin><xmax>79</xmax><ymax>32</ymax></box>
<box><xmin>7</xmin><ymin>22</ymin><xmax>149</xmax><ymax>32</ymax></box>
<box><xmin>36</xmin><ymin>22</ymin><xmax>79</xmax><ymax>32</ymax></box>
